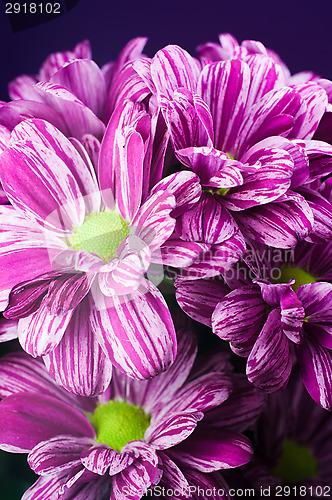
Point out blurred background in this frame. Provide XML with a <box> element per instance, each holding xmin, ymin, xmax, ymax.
<box><xmin>0</xmin><ymin>0</ymin><xmax>332</xmax><ymax>496</ymax></box>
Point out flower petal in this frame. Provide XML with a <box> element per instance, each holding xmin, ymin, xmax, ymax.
<box><xmin>81</xmin><ymin>445</ymin><xmax>133</xmax><ymax>476</ymax></box>
<box><xmin>146</xmin><ymin>412</ymin><xmax>203</xmax><ymax>449</ymax></box>
<box><xmin>235</xmin><ymin>191</ymin><xmax>314</xmax><ymax>248</ymax></box>
<box><xmin>28</xmin><ymin>435</ymin><xmax>93</xmax><ymax>475</ymax></box>
<box><xmin>151</xmin><ymin>45</ymin><xmax>200</xmax><ymax>98</ymax></box>
<box><xmin>197</xmin><ymin>59</ymin><xmax>250</xmax><ymax>155</ymax></box>
<box><xmin>18</xmin><ymin>300</ymin><xmax>74</xmax><ymax>357</ymax></box>
<box><xmin>51</xmin><ymin>59</ymin><xmax>107</xmax><ymax>118</ymax></box>
<box><xmin>297</xmin><ymin>337</ymin><xmax>332</xmax><ymax>410</ymax></box>
<box><xmin>90</xmin><ymin>281</ymin><xmax>177</xmax><ymax>379</ymax></box>
<box><xmin>36</xmin><ymin>82</ymin><xmax>105</xmax><ymax>139</ymax></box>
<box><xmin>176</xmin><ymin>278</ymin><xmax>230</xmax><ymax>327</ymax></box>
<box><xmin>0</xmin><ymin>392</ymin><xmax>94</xmax><ymax>453</ymax></box>
<box><xmin>247</xmin><ymin>309</ymin><xmax>292</xmax><ymax>392</ymax></box>
<box><xmin>170</xmin><ymin>426</ymin><xmax>253</xmax><ymax>472</ymax></box>
<box><xmin>43</xmin><ymin>299</ymin><xmax>113</xmax><ymax>397</ymax></box>
<box><xmin>1</xmin><ymin>140</ymin><xmax>85</xmax><ymax>232</ymax></box>
<box><xmin>11</xmin><ymin>118</ymin><xmax>101</xmax><ymax>214</ymax></box>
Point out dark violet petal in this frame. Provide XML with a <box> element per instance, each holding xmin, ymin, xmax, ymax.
<box><xmin>247</xmin><ymin>308</ymin><xmax>292</xmax><ymax>392</ymax></box>
<box><xmin>235</xmin><ymin>191</ymin><xmax>314</xmax><ymax>248</ymax></box>
<box><xmin>176</xmin><ymin>278</ymin><xmax>230</xmax><ymax>327</ymax></box>
<box><xmin>43</xmin><ymin>299</ymin><xmax>113</xmax><ymax>397</ymax></box>
<box><xmin>90</xmin><ymin>281</ymin><xmax>177</xmax><ymax>380</ymax></box>
<box><xmin>299</xmin><ymin>139</ymin><xmax>332</xmax><ymax>181</ymax></box>
<box><xmin>183</xmin><ymin>469</ymin><xmax>232</xmax><ymax>500</ymax></box>
<box><xmin>297</xmin><ymin>282</ymin><xmax>332</xmax><ymax>322</ymax></box>
<box><xmin>28</xmin><ymin>435</ymin><xmax>93</xmax><ymax>475</ymax></box>
<box><xmin>81</xmin><ymin>445</ymin><xmax>133</xmax><ymax>476</ymax></box>
<box><xmin>51</xmin><ymin>59</ymin><xmax>107</xmax><ymax>118</ymax></box>
<box><xmin>156</xmin><ymin>452</ymin><xmax>189</xmax><ymax>492</ymax></box>
<box><xmin>151</xmin><ymin>45</ymin><xmax>200</xmax><ymax>99</ymax></box>
<box><xmin>176</xmin><ymin>146</ymin><xmax>243</xmax><ymax>188</ymax></box>
<box><xmin>297</xmin><ymin>337</ymin><xmax>332</xmax><ymax>410</ymax></box>
<box><xmin>145</xmin><ymin>412</ymin><xmax>203</xmax><ymax>449</ymax></box>
<box><xmin>171</xmin><ymin>425</ymin><xmax>253</xmax><ymax>472</ymax></box>
<box><xmin>204</xmin><ymin>373</ymin><xmax>265</xmax><ymax>432</ymax></box>
<box><xmin>0</xmin><ymin>392</ymin><xmax>94</xmax><ymax>453</ymax></box>
<box><xmin>0</xmin><ymin>352</ymin><xmax>93</xmax><ymax>412</ymax></box>
<box><xmin>279</xmin><ymin>286</ymin><xmax>305</xmax><ymax>343</ymax></box>
<box><xmin>212</xmin><ymin>285</ymin><xmax>266</xmax><ymax>344</ymax></box>
<box><xmin>176</xmin><ymin>232</ymin><xmax>246</xmax><ymax>281</ymax></box>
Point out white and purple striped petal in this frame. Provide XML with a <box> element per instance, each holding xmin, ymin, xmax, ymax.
<box><xmin>90</xmin><ymin>281</ymin><xmax>177</xmax><ymax>379</ymax></box>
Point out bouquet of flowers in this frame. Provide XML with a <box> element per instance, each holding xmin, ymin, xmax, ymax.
<box><xmin>0</xmin><ymin>33</ymin><xmax>332</xmax><ymax>499</ymax></box>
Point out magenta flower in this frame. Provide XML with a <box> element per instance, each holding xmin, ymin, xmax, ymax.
<box><xmin>0</xmin><ymin>330</ymin><xmax>254</xmax><ymax>500</ymax></box>
<box><xmin>0</xmin><ymin>114</ymin><xmax>199</xmax><ymax>395</ymax></box>
<box><xmin>132</xmin><ymin>44</ymin><xmax>332</xmax><ymax>256</ymax></box>
<box><xmin>211</xmin><ymin>279</ymin><xmax>332</xmax><ymax>410</ymax></box>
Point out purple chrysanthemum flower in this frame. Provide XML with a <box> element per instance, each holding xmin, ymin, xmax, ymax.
<box><xmin>211</xmin><ymin>278</ymin><xmax>332</xmax><ymax>409</ymax></box>
<box><xmin>131</xmin><ymin>44</ymin><xmax>332</xmax><ymax>260</ymax></box>
<box><xmin>0</xmin><ymin>329</ymin><xmax>254</xmax><ymax>500</ymax></box>
<box><xmin>0</xmin><ymin>113</ymin><xmax>202</xmax><ymax>395</ymax></box>
<box><xmin>243</xmin><ymin>369</ymin><xmax>332</xmax><ymax>496</ymax></box>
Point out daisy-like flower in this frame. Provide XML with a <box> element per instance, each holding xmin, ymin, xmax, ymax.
<box><xmin>243</xmin><ymin>369</ymin><xmax>332</xmax><ymax>496</ymax></box>
<box><xmin>132</xmin><ymin>44</ymin><xmax>332</xmax><ymax>263</ymax></box>
<box><xmin>0</xmin><ymin>112</ymin><xmax>203</xmax><ymax>395</ymax></box>
<box><xmin>0</xmin><ymin>328</ymin><xmax>254</xmax><ymax>500</ymax></box>
<box><xmin>211</xmin><ymin>277</ymin><xmax>332</xmax><ymax>410</ymax></box>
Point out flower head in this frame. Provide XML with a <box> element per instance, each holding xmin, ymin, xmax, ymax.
<box><xmin>0</xmin><ymin>327</ymin><xmax>255</xmax><ymax>499</ymax></box>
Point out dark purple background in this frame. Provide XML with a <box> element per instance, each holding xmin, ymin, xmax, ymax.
<box><xmin>1</xmin><ymin>0</ymin><xmax>332</xmax><ymax>101</ymax></box>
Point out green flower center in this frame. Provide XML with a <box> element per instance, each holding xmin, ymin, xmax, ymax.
<box><xmin>277</xmin><ymin>266</ymin><xmax>316</xmax><ymax>292</ymax></box>
<box><xmin>271</xmin><ymin>438</ymin><xmax>318</xmax><ymax>483</ymax></box>
<box><xmin>69</xmin><ymin>210</ymin><xmax>129</xmax><ymax>263</ymax></box>
<box><xmin>88</xmin><ymin>400</ymin><xmax>151</xmax><ymax>452</ymax></box>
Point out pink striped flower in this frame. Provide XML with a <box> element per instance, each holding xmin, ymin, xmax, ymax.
<box><xmin>0</xmin><ymin>114</ymin><xmax>202</xmax><ymax>395</ymax></box>
<box><xmin>0</xmin><ymin>329</ymin><xmax>254</xmax><ymax>500</ymax></box>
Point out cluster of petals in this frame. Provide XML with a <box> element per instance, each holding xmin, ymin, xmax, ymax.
<box><xmin>2</xmin><ymin>31</ymin><xmax>332</xmax><ymax>498</ymax></box>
